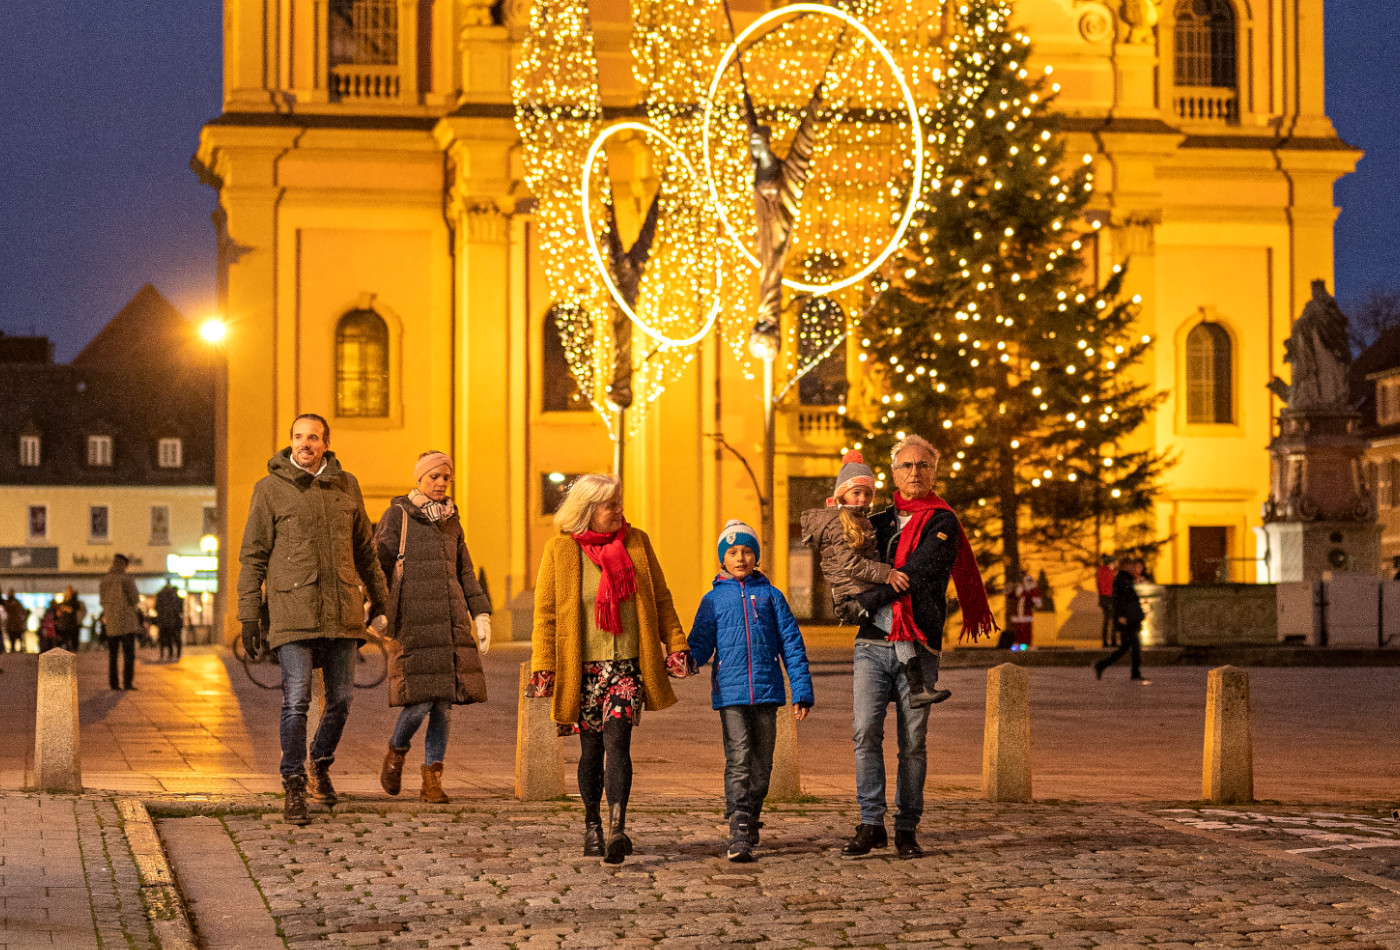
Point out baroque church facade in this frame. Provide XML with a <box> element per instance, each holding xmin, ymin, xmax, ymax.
<box><xmin>197</xmin><ymin>0</ymin><xmax>1356</xmax><ymax>640</ymax></box>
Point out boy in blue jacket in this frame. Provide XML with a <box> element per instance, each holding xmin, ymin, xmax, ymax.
<box><xmin>689</xmin><ymin>519</ymin><xmax>815</xmax><ymax>862</ymax></box>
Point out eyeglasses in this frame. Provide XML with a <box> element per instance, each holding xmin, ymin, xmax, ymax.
<box><xmin>892</xmin><ymin>461</ymin><xmax>936</xmax><ymax>472</ymax></box>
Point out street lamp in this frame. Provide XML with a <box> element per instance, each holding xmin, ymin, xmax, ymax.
<box><xmin>747</xmin><ymin>320</ymin><xmax>782</xmax><ymax>564</ymax></box>
<box><xmin>200</xmin><ymin>318</ymin><xmax>228</xmax><ymax>343</ymax></box>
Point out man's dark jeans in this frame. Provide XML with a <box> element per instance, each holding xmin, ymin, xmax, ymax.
<box><xmin>1098</xmin><ymin>595</ymin><xmax>1116</xmax><ymax>646</ymax></box>
<box><xmin>1095</xmin><ymin>624</ymin><xmax>1142</xmax><ymax>679</ymax></box>
<box><xmin>107</xmin><ymin>633</ymin><xmax>136</xmax><ymax>688</ymax></box>
<box><xmin>719</xmin><ymin>704</ymin><xmax>778</xmax><ymax>824</ymax></box>
<box><xmin>277</xmin><ymin>639</ymin><xmax>356</xmax><ymax>780</ymax></box>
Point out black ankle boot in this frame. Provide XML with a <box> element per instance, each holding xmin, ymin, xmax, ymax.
<box><xmin>603</xmin><ymin>803</ymin><xmax>631</xmax><ymax>864</ymax></box>
<box><xmin>583</xmin><ymin>802</ymin><xmax>604</xmax><ymax>857</ymax></box>
<box><xmin>308</xmin><ymin>760</ymin><xmax>338</xmax><ymax>807</ymax></box>
<box><xmin>282</xmin><ymin>774</ymin><xmax>311</xmax><ymax>826</ymax></box>
<box><xmin>840</xmin><ymin>823</ymin><xmax>887</xmax><ymax>858</ymax></box>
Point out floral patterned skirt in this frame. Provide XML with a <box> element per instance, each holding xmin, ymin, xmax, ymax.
<box><xmin>558</xmin><ymin>659</ymin><xmax>643</xmax><ymax>736</ymax></box>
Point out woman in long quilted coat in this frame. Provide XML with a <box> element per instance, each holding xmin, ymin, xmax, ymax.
<box><xmin>373</xmin><ymin>451</ymin><xmax>491</xmax><ymax>803</ymax></box>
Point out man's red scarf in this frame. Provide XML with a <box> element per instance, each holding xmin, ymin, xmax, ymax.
<box><xmin>573</xmin><ymin>524</ymin><xmax>637</xmax><ymax>636</ymax></box>
<box><xmin>890</xmin><ymin>492</ymin><xmax>998</xmax><ymax>644</ymax></box>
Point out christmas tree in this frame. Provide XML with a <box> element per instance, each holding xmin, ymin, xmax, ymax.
<box><xmin>856</xmin><ymin>0</ymin><xmax>1169</xmax><ymax>587</ymax></box>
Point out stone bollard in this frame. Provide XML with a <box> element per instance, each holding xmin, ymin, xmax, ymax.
<box><xmin>767</xmin><ymin>687</ymin><xmax>803</xmax><ymax>801</ymax></box>
<box><xmin>1203</xmin><ymin>665</ymin><xmax>1253</xmax><ymax>804</ymax></box>
<box><xmin>515</xmin><ymin>661</ymin><xmax>565</xmax><ymax>800</ymax></box>
<box><xmin>35</xmin><ymin>649</ymin><xmax>82</xmax><ymax>792</ymax></box>
<box><xmin>982</xmin><ymin>663</ymin><xmax>1031</xmax><ymax>803</ymax></box>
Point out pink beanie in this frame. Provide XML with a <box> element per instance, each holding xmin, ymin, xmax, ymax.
<box><xmin>414</xmin><ymin>452</ymin><xmax>454</xmax><ymax>483</ymax></box>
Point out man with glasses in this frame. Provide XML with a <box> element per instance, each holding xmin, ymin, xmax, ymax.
<box><xmin>840</xmin><ymin>433</ymin><xmax>995</xmax><ymax>859</ymax></box>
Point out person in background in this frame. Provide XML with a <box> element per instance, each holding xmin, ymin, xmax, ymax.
<box><xmin>1094</xmin><ymin>556</ymin><xmax>1148</xmax><ymax>684</ymax></box>
<box><xmin>54</xmin><ymin>586</ymin><xmax>84</xmax><ymax>652</ymax></box>
<box><xmin>1097</xmin><ymin>554</ymin><xmax>1117</xmax><ymax>647</ymax></box>
<box><xmin>3</xmin><ymin>590</ymin><xmax>30</xmax><ymax>653</ymax></box>
<box><xmin>99</xmin><ymin>555</ymin><xmax>143</xmax><ymax>690</ymax></box>
<box><xmin>155</xmin><ymin>579</ymin><xmax>185</xmax><ymax>661</ymax></box>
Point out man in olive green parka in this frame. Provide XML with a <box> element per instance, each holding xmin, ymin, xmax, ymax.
<box><xmin>238</xmin><ymin>413</ymin><xmax>389</xmax><ymax>825</ymax></box>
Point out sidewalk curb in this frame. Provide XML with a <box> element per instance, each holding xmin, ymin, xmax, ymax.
<box><xmin>117</xmin><ymin>798</ymin><xmax>198</xmax><ymax>950</ymax></box>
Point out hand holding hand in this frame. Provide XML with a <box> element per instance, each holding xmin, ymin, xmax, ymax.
<box><xmin>888</xmin><ymin>569</ymin><xmax>910</xmax><ymax>592</ymax></box>
<box><xmin>473</xmin><ymin>614</ymin><xmax>492</xmax><ymax>654</ymax></box>
<box><xmin>240</xmin><ymin>620</ymin><xmax>265</xmax><ymax>660</ymax></box>
<box><xmin>665</xmin><ymin>650</ymin><xmax>690</xmax><ymax>679</ymax></box>
<box><xmin>369</xmin><ymin>614</ymin><xmax>388</xmax><ymax>634</ymax></box>
<box><xmin>792</xmin><ymin>703</ymin><xmax>809</xmax><ymax>722</ymax></box>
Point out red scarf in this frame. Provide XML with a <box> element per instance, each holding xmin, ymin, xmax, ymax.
<box><xmin>890</xmin><ymin>492</ymin><xmax>998</xmax><ymax>644</ymax></box>
<box><xmin>573</xmin><ymin>523</ymin><xmax>637</xmax><ymax>636</ymax></box>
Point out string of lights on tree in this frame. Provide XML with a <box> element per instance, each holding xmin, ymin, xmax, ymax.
<box><xmin>854</xmin><ymin>0</ymin><xmax>1170</xmax><ymax>582</ymax></box>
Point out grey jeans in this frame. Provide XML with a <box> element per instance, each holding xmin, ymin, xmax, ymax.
<box><xmin>852</xmin><ymin>639</ymin><xmax>933</xmax><ymax>831</ymax></box>
<box><xmin>718</xmin><ymin>704</ymin><xmax>778</xmax><ymax>824</ymax></box>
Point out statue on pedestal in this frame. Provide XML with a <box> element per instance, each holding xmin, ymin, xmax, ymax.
<box><xmin>1268</xmin><ymin>279</ymin><xmax>1353</xmax><ymax>411</ymax></box>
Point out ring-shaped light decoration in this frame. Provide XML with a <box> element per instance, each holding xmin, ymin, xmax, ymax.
<box><xmin>581</xmin><ymin>121</ymin><xmax>725</xmax><ymax>350</ymax></box>
<box><xmin>701</xmin><ymin>3</ymin><xmax>925</xmax><ymax>295</ymax></box>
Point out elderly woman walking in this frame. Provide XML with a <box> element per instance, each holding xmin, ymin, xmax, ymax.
<box><xmin>527</xmin><ymin>473</ymin><xmax>690</xmax><ymax>864</ymax></box>
<box><xmin>374</xmin><ymin>451</ymin><xmax>492</xmax><ymax>803</ymax></box>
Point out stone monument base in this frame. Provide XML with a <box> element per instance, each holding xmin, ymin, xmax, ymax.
<box><xmin>1253</xmin><ymin>521</ymin><xmax>1381</xmax><ymax>583</ymax></box>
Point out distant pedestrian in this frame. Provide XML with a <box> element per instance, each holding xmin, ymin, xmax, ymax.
<box><xmin>2</xmin><ymin>590</ymin><xmax>28</xmax><ymax>653</ymax></box>
<box><xmin>154</xmin><ymin>580</ymin><xmax>184</xmax><ymax>661</ymax></box>
<box><xmin>374</xmin><ymin>451</ymin><xmax>491</xmax><ymax>805</ymax></box>
<box><xmin>1005</xmin><ymin>573</ymin><xmax>1040</xmax><ymax>652</ymax></box>
<box><xmin>99</xmin><ymin>555</ymin><xmax>143</xmax><ymax>690</ymax></box>
<box><xmin>1094</xmin><ymin>556</ymin><xmax>1148</xmax><ymax>684</ymax></box>
<box><xmin>527</xmin><ymin>473</ymin><xmax>691</xmax><ymax>865</ymax></box>
<box><xmin>800</xmin><ymin>450</ymin><xmax>947</xmax><ymax>706</ymax></box>
<box><xmin>836</xmin><ymin>434</ymin><xmax>997</xmax><ymax>860</ymax></box>
<box><xmin>689</xmin><ymin>519</ymin><xmax>814</xmax><ymax>862</ymax></box>
<box><xmin>1096</xmin><ymin>555</ymin><xmax>1117</xmax><ymax>646</ymax></box>
<box><xmin>54</xmin><ymin>586</ymin><xmax>84</xmax><ymax>652</ymax></box>
<box><xmin>237</xmin><ymin>413</ymin><xmax>390</xmax><ymax>826</ymax></box>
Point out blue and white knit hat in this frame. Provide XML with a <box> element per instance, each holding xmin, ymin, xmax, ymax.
<box><xmin>717</xmin><ymin>519</ymin><xmax>761</xmax><ymax>565</ymax></box>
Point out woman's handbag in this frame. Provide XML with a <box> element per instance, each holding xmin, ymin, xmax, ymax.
<box><xmin>383</xmin><ymin>505</ymin><xmax>409</xmax><ymax>634</ymax></box>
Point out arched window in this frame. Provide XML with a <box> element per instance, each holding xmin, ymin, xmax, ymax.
<box><xmin>1186</xmin><ymin>322</ymin><xmax>1233</xmax><ymax>424</ymax></box>
<box><xmin>797</xmin><ymin>298</ymin><xmax>849</xmax><ymax>406</ymax></box>
<box><xmin>1174</xmin><ymin>0</ymin><xmax>1236</xmax><ymax>88</ymax></box>
<box><xmin>335</xmin><ymin>309</ymin><xmax>390</xmax><ymax>418</ymax></box>
<box><xmin>541</xmin><ymin>306</ymin><xmax>589</xmax><ymax>412</ymax></box>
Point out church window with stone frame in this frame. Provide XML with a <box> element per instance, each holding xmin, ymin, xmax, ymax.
<box><xmin>1185</xmin><ymin>322</ymin><xmax>1233</xmax><ymax>425</ymax></box>
<box><xmin>541</xmin><ymin>305</ymin><xmax>589</xmax><ymax>413</ymax></box>
<box><xmin>335</xmin><ymin>309</ymin><xmax>390</xmax><ymax>419</ymax></box>
<box><xmin>329</xmin><ymin>0</ymin><xmax>398</xmax><ymax>66</ymax></box>
<box><xmin>796</xmin><ymin>298</ymin><xmax>849</xmax><ymax>407</ymax></box>
<box><xmin>1174</xmin><ymin>0</ymin><xmax>1237</xmax><ymax>88</ymax></box>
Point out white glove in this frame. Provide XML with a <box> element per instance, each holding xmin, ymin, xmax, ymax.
<box><xmin>473</xmin><ymin>614</ymin><xmax>491</xmax><ymax>654</ymax></box>
<box><xmin>369</xmin><ymin>614</ymin><xmax>388</xmax><ymax>634</ymax></box>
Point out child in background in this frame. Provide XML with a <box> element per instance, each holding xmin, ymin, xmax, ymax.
<box><xmin>688</xmin><ymin>520</ymin><xmax>814</xmax><ymax>863</ymax></box>
<box><xmin>800</xmin><ymin>451</ymin><xmax>950</xmax><ymax>707</ymax></box>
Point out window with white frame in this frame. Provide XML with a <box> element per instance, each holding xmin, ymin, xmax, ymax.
<box><xmin>90</xmin><ymin>505</ymin><xmax>110</xmax><ymax>543</ymax></box>
<box><xmin>19</xmin><ymin>434</ymin><xmax>41</xmax><ymax>467</ymax></box>
<box><xmin>157</xmin><ymin>437</ymin><xmax>183</xmax><ymax>469</ymax></box>
<box><xmin>87</xmin><ymin>435</ymin><xmax>113</xmax><ymax>467</ymax></box>
<box><xmin>1378</xmin><ymin>377</ymin><xmax>1400</xmax><ymax>426</ymax></box>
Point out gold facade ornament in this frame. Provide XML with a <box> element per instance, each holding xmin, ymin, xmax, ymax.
<box><xmin>463</xmin><ymin>200</ymin><xmax>509</xmax><ymax>243</ymax></box>
<box><xmin>1075</xmin><ymin>1</ymin><xmax>1115</xmax><ymax>44</ymax></box>
<box><xmin>1119</xmin><ymin>0</ymin><xmax>1161</xmax><ymax>45</ymax></box>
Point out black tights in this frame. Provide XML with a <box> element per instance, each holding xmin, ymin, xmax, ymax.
<box><xmin>578</xmin><ymin>720</ymin><xmax>633</xmax><ymax>823</ymax></box>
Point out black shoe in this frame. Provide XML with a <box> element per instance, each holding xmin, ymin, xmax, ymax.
<box><xmin>748</xmin><ymin>820</ymin><xmax>764</xmax><ymax>848</ymax></box>
<box><xmin>583</xmin><ymin>822</ymin><xmax>604</xmax><ymax>857</ymax></box>
<box><xmin>727</xmin><ymin>816</ymin><xmax>756</xmax><ymax>862</ymax></box>
<box><xmin>124</xmin><ymin>684</ymin><xmax>138</xmax><ymax>691</ymax></box>
<box><xmin>840</xmin><ymin>824</ymin><xmax>888</xmax><ymax>858</ymax></box>
<box><xmin>308</xmin><ymin>762</ymin><xmax>338</xmax><ymax>807</ymax></box>
<box><xmin>282</xmin><ymin>775</ymin><xmax>312</xmax><ymax>826</ymax></box>
<box><xmin>603</xmin><ymin>803</ymin><xmax>630</xmax><ymax>865</ymax></box>
<box><xmin>895</xmin><ymin>830</ymin><xmax>924</xmax><ymax>859</ymax></box>
<box><xmin>1093</xmin><ymin>662</ymin><xmax>1103</xmax><ymax>681</ymax></box>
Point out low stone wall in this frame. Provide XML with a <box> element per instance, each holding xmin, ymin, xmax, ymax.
<box><xmin>1142</xmin><ymin>583</ymin><xmax>1278</xmax><ymax>647</ymax></box>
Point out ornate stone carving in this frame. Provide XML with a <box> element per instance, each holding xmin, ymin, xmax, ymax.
<box><xmin>1119</xmin><ymin>0</ymin><xmax>1161</xmax><ymax>45</ymax></box>
<box><xmin>1268</xmin><ymin>280</ymin><xmax>1353</xmax><ymax>412</ymax></box>
<box><xmin>1076</xmin><ymin>3</ymin><xmax>1115</xmax><ymax>44</ymax></box>
<box><xmin>463</xmin><ymin>200</ymin><xmax>509</xmax><ymax>243</ymax></box>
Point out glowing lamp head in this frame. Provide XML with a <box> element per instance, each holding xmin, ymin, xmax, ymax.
<box><xmin>747</xmin><ymin>321</ymin><xmax>780</xmax><ymax>362</ymax></box>
<box><xmin>200</xmin><ymin>319</ymin><xmax>227</xmax><ymax>343</ymax></box>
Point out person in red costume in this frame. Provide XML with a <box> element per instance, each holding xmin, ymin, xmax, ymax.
<box><xmin>840</xmin><ymin>434</ymin><xmax>996</xmax><ymax>860</ymax></box>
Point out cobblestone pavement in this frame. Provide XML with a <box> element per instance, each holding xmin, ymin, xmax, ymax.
<box><xmin>178</xmin><ymin>799</ymin><xmax>1400</xmax><ymax>950</ymax></box>
<box><xmin>0</xmin><ymin>793</ymin><xmax>158</xmax><ymax>950</ymax></box>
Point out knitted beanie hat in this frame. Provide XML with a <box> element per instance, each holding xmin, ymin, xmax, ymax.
<box><xmin>717</xmin><ymin>519</ymin><xmax>761</xmax><ymax>565</ymax></box>
<box><xmin>831</xmin><ymin>450</ymin><xmax>875</xmax><ymax>504</ymax></box>
<box><xmin>414</xmin><ymin>451</ymin><xmax>454</xmax><ymax>483</ymax></box>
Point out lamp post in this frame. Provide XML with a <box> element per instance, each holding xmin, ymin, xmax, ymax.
<box><xmin>748</xmin><ymin>321</ymin><xmax>781</xmax><ymax>568</ymax></box>
<box><xmin>199</xmin><ymin>317</ymin><xmax>229</xmax><ymax>645</ymax></box>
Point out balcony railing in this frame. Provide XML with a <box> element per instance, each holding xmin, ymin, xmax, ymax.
<box><xmin>789</xmin><ymin>407</ymin><xmax>847</xmax><ymax>448</ymax></box>
<box><xmin>1173</xmin><ymin>86</ymin><xmax>1238</xmax><ymax>124</ymax></box>
<box><xmin>330</xmin><ymin>64</ymin><xmax>401</xmax><ymax>102</ymax></box>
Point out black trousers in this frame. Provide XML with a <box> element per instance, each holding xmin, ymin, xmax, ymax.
<box><xmin>1095</xmin><ymin>624</ymin><xmax>1142</xmax><ymax>679</ymax></box>
<box><xmin>1098</xmin><ymin>596</ymin><xmax>1116</xmax><ymax>646</ymax></box>
<box><xmin>108</xmin><ymin>634</ymin><xmax>136</xmax><ymax>688</ymax></box>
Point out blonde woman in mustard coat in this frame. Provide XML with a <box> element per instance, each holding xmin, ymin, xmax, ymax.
<box><xmin>527</xmin><ymin>473</ymin><xmax>690</xmax><ymax>864</ymax></box>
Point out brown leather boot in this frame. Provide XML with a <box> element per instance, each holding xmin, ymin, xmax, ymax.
<box><xmin>380</xmin><ymin>745</ymin><xmax>409</xmax><ymax>796</ymax></box>
<box><xmin>282</xmin><ymin>774</ymin><xmax>311</xmax><ymax>826</ymax></box>
<box><xmin>420</xmin><ymin>762</ymin><xmax>450</xmax><ymax>804</ymax></box>
<box><xmin>308</xmin><ymin>760</ymin><xmax>338</xmax><ymax>807</ymax></box>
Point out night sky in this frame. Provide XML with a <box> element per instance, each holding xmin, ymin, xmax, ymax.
<box><xmin>1</xmin><ymin>3</ymin><xmax>1396</xmax><ymax>362</ymax></box>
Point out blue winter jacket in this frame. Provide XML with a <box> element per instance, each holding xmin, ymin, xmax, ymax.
<box><xmin>688</xmin><ymin>572</ymin><xmax>815</xmax><ymax>710</ymax></box>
